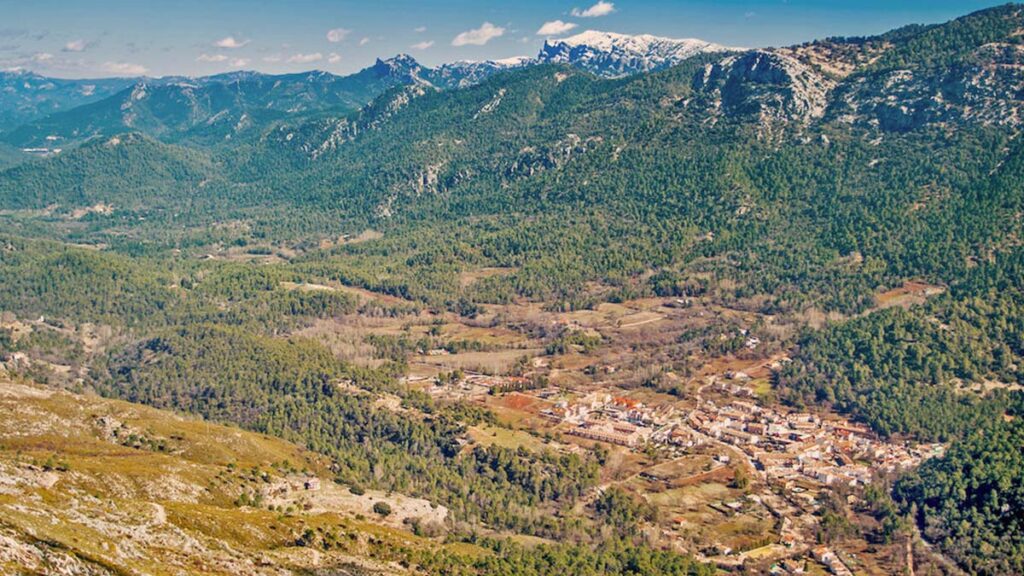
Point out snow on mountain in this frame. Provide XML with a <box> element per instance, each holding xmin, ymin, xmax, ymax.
<box><xmin>425</xmin><ymin>31</ymin><xmax>735</xmax><ymax>88</ymax></box>
<box><xmin>428</xmin><ymin>57</ymin><xmax>533</xmax><ymax>89</ymax></box>
<box><xmin>539</xmin><ymin>30</ymin><xmax>737</xmax><ymax>78</ymax></box>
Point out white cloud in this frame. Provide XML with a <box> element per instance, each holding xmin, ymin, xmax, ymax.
<box><xmin>571</xmin><ymin>1</ymin><xmax>615</xmax><ymax>17</ymax></box>
<box><xmin>536</xmin><ymin>20</ymin><xmax>577</xmax><ymax>36</ymax></box>
<box><xmin>214</xmin><ymin>36</ymin><xmax>249</xmax><ymax>49</ymax></box>
<box><xmin>326</xmin><ymin>28</ymin><xmax>350</xmax><ymax>43</ymax></box>
<box><xmin>102</xmin><ymin>61</ymin><xmax>147</xmax><ymax>76</ymax></box>
<box><xmin>410</xmin><ymin>40</ymin><xmax>434</xmax><ymax>50</ymax></box>
<box><xmin>328</xmin><ymin>52</ymin><xmax>342</xmax><ymax>63</ymax></box>
<box><xmin>452</xmin><ymin>22</ymin><xmax>505</xmax><ymax>47</ymax></box>
<box><xmin>230</xmin><ymin>58</ymin><xmax>249</xmax><ymax>67</ymax></box>
<box><xmin>359</xmin><ymin>37</ymin><xmax>370</xmax><ymax>46</ymax></box>
<box><xmin>63</xmin><ymin>39</ymin><xmax>87</xmax><ymax>52</ymax></box>
<box><xmin>286</xmin><ymin>52</ymin><xmax>323</xmax><ymax>64</ymax></box>
<box><xmin>32</xmin><ymin>52</ymin><xmax>53</xmax><ymax>61</ymax></box>
<box><xmin>262</xmin><ymin>55</ymin><xmax>282</xmax><ymax>63</ymax></box>
<box><xmin>414</xmin><ymin>26</ymin><xmax>427</xmax><ymax>33</ymax></box>
<box><xmin>197</xmin><ymin>53</ymin><xmax>228</xmax><ymax>62</ymax></box>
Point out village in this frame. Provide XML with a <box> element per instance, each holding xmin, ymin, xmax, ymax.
<box><xmin>428</xmin><ymin>365</ymin><xmax>941</xmax><ymax>494</ymax></box>
<box><xmin>0</xmin><ymin>277</ymin><xmax>956</xmax><ymax>575</ymax></box>
<box><xmin>419</xmin><ymin>332</ymin><xmax>946</xmax><ymax>575</ymax></box>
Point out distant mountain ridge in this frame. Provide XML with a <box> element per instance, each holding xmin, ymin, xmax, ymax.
<box><xmin>6</xmin><ymin>4</ymin><xmax>1023</xmax><ymax>152</ymax></box>
<box><xmin>425</xmin><ymin>30</ymin><xmax>735</xmax><ymax>82</ymax></box>
<box><xmin>538</xmin><ymin>30</ymin><xmax>736</xmax><ymax>77</ymax></box>
<box><xmin>0</xmin><ymin>30</ymin><xmax>732</xmax><ymax>147</ymax></box>
<box><xmin>1</xmin><ymin>61</ymin><xmax>426</xmax><ymax>148</ymax></box>
<box><xmin>428</xmin><ymin>30</ymin><xmax>735</xmax><ymax>81</ymax></box>
<box><xmin>0</xmin><ymin>70</ymin><xmax>136</xmax><ymax>132</ymax></box>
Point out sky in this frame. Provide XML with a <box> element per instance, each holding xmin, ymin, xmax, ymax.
<box><xmin>0</xmin><ymin>0</ymin><xmax>1011</xmax><ymax>79</ymax></box>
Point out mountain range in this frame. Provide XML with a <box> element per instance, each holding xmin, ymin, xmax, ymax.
<box><xmin>538</xmin><ymin>30</ymin><xmax>734</xmax><ymax>77</ymax></box>
<box><xmin>3</xmin><ymin>6</ymin><xmax>1024</xmax><ymax>576</ymax></box>
<box><xmin>6</xmin><ymin>5</ymin><xmax>1022</xmax><ymax>154</ymax></box>
<box><xmin>1</xmin><ymin>4</ymin><xmax>1021</xmax><ymax>302</ymax></box>
<box><xmin>0</xmin><ymin>30</ymin><xmax>733</xmax><ymax>148</ymax></box>
<box><xmin>3</xmin><ymin>6</ymin><xmax>1022</xmax><ymax>226</ymax></box>
<box><xmin>0</xmin><ymin>70</ymin><xmax>136</xmax><ymax>134</ymax></box>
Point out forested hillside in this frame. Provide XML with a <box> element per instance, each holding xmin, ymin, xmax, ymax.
<box><xmin>98</xmin><ymin>324</ymin><xmax>604</xmax><ymax>537</ymax></box>
<box><xmin>778</xmin><ymin>250</ymin><xmax>1024</xmax><ymax>441</ymax></box>
<box><xmin>894</xmin><ymin>417</ymin><xmax>1024</xmax><ymax>576</ymax></box>
<box><xmin>3</xmin><ymin>7</ymin><xmax>1023</xmax><ymax>314</ymax></box>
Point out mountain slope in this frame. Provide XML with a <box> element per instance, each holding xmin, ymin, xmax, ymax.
<box><xmin>0</xmin><ymin>374</ymin><xmax>718</xmax><ymax>576</ymax></box>
<box><xmin>0</xmin><ymin>133</ymin><xmax>215</xmax><ymax>210</ymax></box>
<box><xmin>692</xmin><ymin>4</ymin><xmax>1024</xmax><ymax>129</ymax></box>
<box><xmin>0</xmin><ymin>375</ymin><xmax>456</xmax><ymax>575</ymax></box>
<box><xmin>0</xmin><ymin>71</ymin><xmax>136</xmax><ymax>133</ymax></box>
<box><xmin>830</xmin><ymin>4</ymin><xmax>1024</xmax><ymax>130</ymax></box>
<box><xmin>3</xmin><ymin>5</ymin><xmax>1024</xmax><ymax>312</ymax></box>
<box><xmin>2</xmin><ymin>60</ymin><xmax>425</xmax><ymax>148</ymax></box>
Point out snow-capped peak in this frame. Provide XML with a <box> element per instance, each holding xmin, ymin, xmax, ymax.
<box><xmin>491</xmin><ymin>56</ymin><xmax>534</xmax><ymax>67</ymax></box>
<box><xmin>428</xmin><ymin>57</ymin><xmax>534</xmax><ymax>89</ymax></box>
<box><xmin>539</xmin><ymin>30</ymin><xmax>738</xmax><ymax>78</ymax></box>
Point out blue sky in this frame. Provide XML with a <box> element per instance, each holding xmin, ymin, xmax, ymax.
<box><xmin>0</xmin><ymin>0</ymin><xmax>1010</xmax><ymax>78</ymax></box>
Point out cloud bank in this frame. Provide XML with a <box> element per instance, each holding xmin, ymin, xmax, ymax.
<box><xmin>452</xmin><ymin>22</ymin><xmax>505</xmax><ymax>47</ymax></box>
<box><xmin>326</xmin><ymin>28</ymin><xmax>350</xmax><ymax>43</ymax></box>
<box><xmin>572</xmin><ymin>1</ymin><xmax>615</xmax><ymax>18</ymax></box>
<box><xmin>536</xmin><ymin>20</ymin><xmax>577</xmax><ymax>36</ymax></box>
<box><xmin>214</xmin><ymin>36</ymin><xmax>249</xmax><ymax>49</ymax></box>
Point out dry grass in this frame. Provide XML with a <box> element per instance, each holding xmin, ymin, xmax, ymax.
<box><xmin>468</xmin><ymin>424</ymin><xmax>548</xmax><ymax>452</ymax></box>
<box><xmin>415</xmin><ymin>348</ymin><xmax>540</xmax><ymax>374</ymax></box>
<box><xmin>0</xmin><ymin>376</ymin><xmax>480</xmax><ymax>575</ymax></box>
<box><xmin>873</xmin><ymin>280</ymin><xmax>945</xmax><ymax>311</ymax></box>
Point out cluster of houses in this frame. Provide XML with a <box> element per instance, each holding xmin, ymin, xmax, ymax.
<box><xmin>570</xmin><ymin>420</ymin><xmax>651</xmax><ymax>447</ymax></box>
<box><xmin>425</xmin><ymin>372</ymin><xmax>538</xmax><ymax>400</ymax></box>
<box><xmin>542</xmin><ymin>393</ymin><xmax>670</xmax><ymax>447</ymax></box>
<box><xmin>768</xmin><ymin>547</ymin><xmax>853</xmax><ymax>576</ymax></box>
<box><xmin>539</xmin><ymin>386</ymin><xmax>942</xmax><ymax>491</ymax></box>
<box><xmin>685</xmin><ymin>398</ymin><xmax>941</xmax><ymax>487</ymax></box>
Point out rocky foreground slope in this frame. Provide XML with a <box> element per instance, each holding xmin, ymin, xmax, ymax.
<box><xmin>0</xmin><ymin>376</ymin><xmax>448</xmax><ymax>575</ymax></box>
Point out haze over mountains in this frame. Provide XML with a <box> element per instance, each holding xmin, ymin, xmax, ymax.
<box><xmin>2</xmin><ymin>5</ymin><xmax>1021</xmax><ymax>174</ymax></box>
<box><xmin>0</xmin><ymin>29</ymin><xmax>731</xmax><ymax>147</ymax></box>
<box><xmin>0</xmin><ymin>72</ymin><xmax>136</xmax><ymax>134</ymax></box>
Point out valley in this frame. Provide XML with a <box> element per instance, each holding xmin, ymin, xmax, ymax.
<box><xmin>0</xmin><ymin>254</ymin><xmax>979</xmax><ymax>574</ymax></box>
<box><xmin>2</xmin><ymin>3</ymin><xmax>1024</xmax><ymax>575</ymax></box>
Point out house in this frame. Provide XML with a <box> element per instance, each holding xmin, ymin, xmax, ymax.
<box><xmin>570</xmin><ymin>425</ymin><xmax>636</xmax><ymax>447</ymax></box>
<box><xmin>812</xmin><ymin>546</ymin><xmax>853</xmax><ymax>576</ymax></box>
<box><xmin>669</xmin><ymin>426</ymin><xmax>699</xmax><ymax>447</ymax></box>
<box><xmin>719</xmin><ymin>427</ymin><xmax>760</xmax><ymax>445</ymax></box>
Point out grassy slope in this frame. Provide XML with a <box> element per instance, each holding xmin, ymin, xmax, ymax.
<box><xmin>0</xmin><ymin>375</ymin><xmax>482</xmax><ymax>575</ymax></box>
